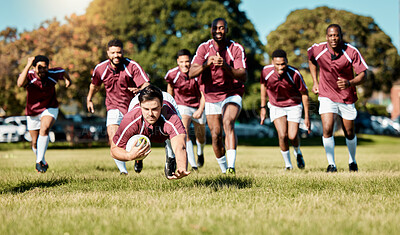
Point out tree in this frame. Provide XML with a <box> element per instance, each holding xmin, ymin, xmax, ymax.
<box><xmin>266</xmin><ymin>6</ymin><xmax>400</xmax><ymax>98</ymax></box>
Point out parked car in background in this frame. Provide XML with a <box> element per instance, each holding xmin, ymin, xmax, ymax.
<box><xmin>0</xmin><ymin>118</ymin><xmax>24</xmax><ymax>143</ymax></box>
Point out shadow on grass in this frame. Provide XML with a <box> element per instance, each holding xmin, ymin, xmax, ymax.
<box><xmin>0</xmin><ymin>177</ymin><xmax>71</xmax><ymax>194</ymax></box>
<box><xmin>193</xmin><ymin>175</ymin><xmax>253</xmax><ymax>191</ymax></box>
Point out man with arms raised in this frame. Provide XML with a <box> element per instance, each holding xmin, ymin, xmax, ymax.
<box><xmin>308</xmin><ymin>24</ymin><xmax>368</xmax><ymax>172</ymax></box>
<box><xmin>260</xmin><ymin>49</ymin><xmax>310</xmax><ymax>170</ymax></box>
<box><xmin>87</xmin><ymin>39</ymin><xmax>150</xmax><ymax>175</ymax></box>
<box><xmin>165</xmin><ymin>49</ymin><xmax>206</xmax><ymax>170</ymax></box>
<box><xmin>189</xmin><ymin>18</ymin><xmax>247</xmax><ymax>174</ymax></box>
<box><xmin>111</xmin><ymin>85</ymin><xmax>190</xmax><ymax>180</ymax></box>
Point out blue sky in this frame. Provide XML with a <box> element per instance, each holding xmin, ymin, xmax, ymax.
<box><xmin>0</xmin><ymin>0</ymin><xmax>398</xmax><ymax>52</ymax></box>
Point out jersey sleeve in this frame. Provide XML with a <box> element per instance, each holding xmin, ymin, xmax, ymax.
<box><xmin>232</xmin><ymin>44</ymin><xmax>247</xmax><ymax>69</ymax></box>
<box><xmin>91</xmin><ymin>65</ymin><xmax>103</xmax><ymax>86</ymax></box>
<box><xmin>260</xmin><ymin>68</ymin><xmax>266</xmax><ymax>85</ymax></box>
<box><xmin>307</xmin><ymin>45</ymin><xmax>316</xmax><ymax>63</ymax></box>
<box><xmin>130</xmin><ymin>61</ymin><xmax>150</xmax><ymax>88</ymax></box>
<box><xmin>163</xmin><ymin>70</ymin><xmax>174</xmax><ymax>84</ymax></box>
<box><xmin>166</xmin><ymin>114</ymin><xmax>186</xmax><ymax>139</ymax></box>
<box><xmin>293</xmin><ymin>70</ymin><xmax>308</xmax><ymax>93</ymax></box>
<box><xmin>192</xmin><ymin>44</ymin><xmax>207</xmax><ymax>66</ymax></box>
<box><xmin>351</xmin><ymin>49</ymin><xmax>368</xmax><ymax>75</ymax></box>
<box><xmin>112</xmin><ymin>114</ymin><xmax>140</xmax><ymax>149</ymax></box>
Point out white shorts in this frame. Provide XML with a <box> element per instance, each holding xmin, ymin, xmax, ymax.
<box><xmin>318</xmin><ymin>97</ymin><xmax>357</xmax><ymax>120</ymax></box>
<box><xmin>27</xmin><ymin>108</ymin><xmax>59</xmax><ymax>131</ymax></box>
<box><xmin>128</xmin><ymin>92</ymin><xmax>182</xmax><ymax>119</ymax></box>
<box><xmin>106</xmin><ymin>109</ymin><xmax>124</xmax><ymax>126</ymax></box>
<box><xmin>205</xmin><ymin>95</ymin><xmax>242</xmax><ymax>115</ymax></box>
<box><xmin>268</xmin><ymin>103</ymin><xmax>303</xmax><ymax>123</ymax></box>
<box><xmin>177</xmin><ymin>105</ymin><xmax>206</xmax><ymax>125</ymax></box>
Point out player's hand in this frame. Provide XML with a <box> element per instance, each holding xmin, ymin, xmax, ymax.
<box><xmin>87</xmin><ymin>100</ymin><xmax>95</xmax><ymax>113</ymax></box>
<box><xmin>167</xmin><ymin>168</ymin><xmax>190</xmax><ymax>180</ymax></box>
<box><xmin>260</xmin><ymin>108</ymin><xmax>267</xmax><ymax>125</ymax></box>
<box><xmin>213</xmin><ymin>52</ymin><xmax>224</xmax><ymax>67</ymax></box>
<box><xmin>312</xmin><ymin>83</ymin><xmax>319</xmax><ymax>94</ymax></box>
<box><xmin>192</xmin><ymin>109</ymin><xmax>203</xmax><ymax>119</ymax></box>
<box><xmin>206</xmin><ymin>56</ymin><xmax>215</xmax><ymax>67</ymax></box>
<box><xmin>128</xmin><ymin>87</ymin><xmax>140</xmax><ymax>95</ymax></box>
<box><xmin>304</xmin><ymin>117</ymin><xmax>311</xmax><ymax>134</ymax></box>
<box><xmin>26</xmin><ymin>57</ymin><xmax>35</xmax><ymax>68</ymax></box>
<box><xmin>337</xmin><ymin>77</ymin><xmax>350</xmax><ymax>90</ymax></box>
<box><xmin>127</xmin><ymin>138</ymin><xmax>151</xmax><ymax>161</ymax></box>
<box><xmin>65</xmin><ymin>79</ymin><xmax>71</xmax><ymax>88</ymax></box>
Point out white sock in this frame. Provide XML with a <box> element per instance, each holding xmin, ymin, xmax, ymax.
<box><xmin>293</xmin><ymin>146</ymin><xmax>302</xmax><ymax>157</ymax></box>
<box><xmin>114</xmin><ymin>159</ymin><xmax>128</xmax><ymax>173</ymax></box>
<box><xmin>281</xmin><ymin>150</ymin><xmax>292</xmax><ymax>168</ymax></box>
<box><xmin>216</xmin><ymin>156</ymin><xmax>228</xmax><ymax>173</ymax></box>
<box><xmin>196</xmin><ymin>140</ymin><xmax>205</xmax><ymax>156</ymax></box>
<box><xmin>346</xmin><ymin>136</ymin><xmax>357</xmax><ymax>164</ymax></box>
<box><xmin>36</xmin><ymin>135</ymin><xmax>49</xmax><ymax>164</ymax></box>
<box><xmin>226</xmin><ymin>149</ymin><xmax>236</xmax><ymax>168</ymax></box>
<box><xmin>322</xmin><ymin>136</ymin><xmax>335</xmax><ymax>166</ymax></box>
<box><xmin>186</xmin><ymin>140</ymin><xmax>197</xmax><ymax>168</ymax></box>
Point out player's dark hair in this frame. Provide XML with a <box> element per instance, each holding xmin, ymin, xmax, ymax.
<box><xmin>271</xmin><ymin>49</ymin><xmax>287</xmax><ymax>59</ymax></box>
<box><xmin>33</xmin><ymin>55</ymin><xmax>49</xmax><ymax>66</ymax></box>
<box><xmin>177</xmin><ymin>49</ymin><xmax>191</xmax><ymax>58</ymax></box>
<box><xmin>107</xmin><ymin>39</ymin><xmax>124</xmax><ymax>49</ymax></box>
<box><xmin>139</xmin><ymin>85</ymin><xmax>163</xmax><ymax>104</ymax></box>
<box><xmin>212</xmin><ymin>18</ymin><xmax>228</xmax><ymax>28</ymax></box>
<box><xmin>326</xmin><ymin>24</ymin><xmax>343</xmax><ymax>38</ymax></box>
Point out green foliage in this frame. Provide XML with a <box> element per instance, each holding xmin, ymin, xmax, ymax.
<box><xmin>266</xmin><ymin>6</ymin><xmax>400</xmax><ymax>98</ymax></box>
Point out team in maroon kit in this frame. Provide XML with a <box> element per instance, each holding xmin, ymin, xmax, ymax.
<box><xmin>18</xmin><ymin>19</ymin><xmax>367</xmax><ymax>177</ymax></box>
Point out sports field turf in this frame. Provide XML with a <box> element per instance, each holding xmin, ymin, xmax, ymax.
<box><xmin>1</xmin><ymin>134</ymin><xmax>399</xmax><ymax>234</ymax></box>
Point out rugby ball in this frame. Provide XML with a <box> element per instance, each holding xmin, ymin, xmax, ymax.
<box><xmin>126</xmin><ymin>135</ymin><xmax>151</xmax><ymax>160</ymax></box>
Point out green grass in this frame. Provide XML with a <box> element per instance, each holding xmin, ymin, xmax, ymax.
<box><xmin>1</xmin><ymin>134</ymin><xmax>400</xmax><ymax>235</ymax></box>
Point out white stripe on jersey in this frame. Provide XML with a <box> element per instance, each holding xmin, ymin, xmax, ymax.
<box><xmin>288</xmin><ymin>66</ymin><xmax>307</xmax><ymax>89</ymax></box>
<box><xmin>139</xmin><ymin>120</ymin><xmax>145</xmax><ymax>135</ymax></box>
<box><xmin>101</xmin><ymin>65</ymin><xmax>108</xmax><ymax>80</ymax></box>
<box><xmin>192</xmin><ymin>40</ymin><xmax>212</xmax><ymax>64</ymax></box>
<box><xmin>173</xmin><ymin>71</ymin><xmax>180</xmax><ymax>84</ymax></box>
<box><xmin>226</xmin><ymin>46</ymin><xmax>234</xmax><ymax>61</ymax></box>
<box><xmin>123</xmin><ymin>64</ymin><xmax>132</xmax><ymax>78</ymax></box>
<box><xmin>231</xmin><ymin>40</ymin><xmax>246</xmax><ymax>69</ymax></box>
<box><xmin>126</xmin><ymin>58</ymin><xmax>149</xmax><ymax>82</ymax></box>
<box><xmin>47</xmin><ymin>77</ymin><xmax>57</xmax><ymax>84</ymax></box>
<box><xmin>307</xmin><ymin>42</ymin><xmax>327</xmax><ymax>51</ymax></box>
<box><xmin>48</xmin><ymin>69</ymin><xmax>65</xmax><ymax>73</ymax></box>
<box><xmin>342</xmin><ymin>50</ymin><xmax>352</xmax><ymax>63</ymax></box>
<box><xmin>92</xmin><ymin>60</ymin><xmax>108</xmax><ymax>78</ymax></box>
<box><xmin>265</xmin><ymin>70</ymin><xmax>274</xmax><ymax>81</ymax></box>
<box><xmin>164</xmin><ymin>67</ymin><xmax>179</xmax><ymax>80</ymax></box>
<box><xmin>30</xmin><ymin>78</ymin><xmax>37</xmax><ymax>84</ymax></box>
<box><xmin>161</xmin><ymin>114</ymin><xmax>179</xmax><ymax>136</ymax></box>
<box><xmin>345</xmin><ymin>43</ymin><xmax>369</xmax><ymax>69</ymax></box>
<box><xmin>315</xmin><ymin>48</ymin><xmax>328</xmax><ymax>61</ymax></box>
<box><xmin>286</xmin><ymin>72</ymin><xmax>294</xmax><ymax>84</ymax></box>
<box><xmin>115</xmin><ymin>115</ymin><xmax>142</xmax><ymax>146</ymax></box>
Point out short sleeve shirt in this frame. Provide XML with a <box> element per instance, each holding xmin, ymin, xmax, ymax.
<box><xmin>192</xmin><ymin>39</ymin><xmax>247</xmax><ymax>103</ymax></box>
<box><xmin>91</xmin><ymin>58</ymin><xmax>149</xmax><ymax>114</ymax></box>
<box><xmin>164</xmin><ymin>67</ymin><xmax>201</xmax><ymax>108</ymax></box>
<box><xmin>25</xmin><ymin>67</ymin><xmax>65</xmax><ymax>116</ymax></box>
<box><xmin>260</xmin><ymin>65</ymin><xmax>308</xmax><ymax>107</ymax></box>
<box><xmin>307</xmin><ymin>42</ymin><xmax>368</xmax><ymax>104</ymax></box>
<box><xmin>113</xmin><ymin>100</ymin><xmax>186</xmax><ymax>149</ymax></box>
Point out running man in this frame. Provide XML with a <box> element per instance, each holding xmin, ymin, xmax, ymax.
<box><xmin>308</xmin><ymin>24</ymin><xmax>368</xmax><ymax>172</ymax></box>
<box><xmin>17</xmin><ymin>55</ymin><xmax>72</xmax><ymax>173</ymax></box>
<box><xmin>260</xmin><ymin>49</ymin><xmax>310</xmax><ymax>170</ymax></box>
<box><xmin>165</xmin><ymin>49</ymin><xmax>206</xmax><ymax>170</ymax></box>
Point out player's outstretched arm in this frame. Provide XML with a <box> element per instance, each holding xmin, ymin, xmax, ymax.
<box><xmin>17</xmin><ymin>57</ymin><xmax>35</xmax><ymax>87</ymax></box>
<box><xmin>168</xmin><ymin>134</ymin><xmax>190</xmax><ymax>180</ymax></box>
<box><xmin>110</xmin><ymin>138</ymin><xmax>150</xmax><ymax>161</ymax></box>
<box><xmin>193</xmin><ymin>92</ymin><xmax>205</xmax><ymax>119</ymax></box>
<box><xmin>63</xmin><ymin>70</ymin><xmax>72</xmax><ymax>88</ymax></box>
<box><xmin>86</xmin><ymin>84</ymin><xmax>101</xmax><ymax>113</ymax></box>
<box><xmin>308</xmin><ymin>60</ymin><xmax>319</xmax><ymax>94</ymax></box>
<box><xmin>301</xmin><ymin>90</ymin><xmax>311</xmax><ymax>134</ymax></box>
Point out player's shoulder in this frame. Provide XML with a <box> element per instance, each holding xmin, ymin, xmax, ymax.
<box><xmin>262</xmin><ymin>64</ymin><xmax>274</xmax><ymax>72</ymax></box>
<box><xmin>229</xmin><ymin>40</ymin><xmax>245</xmax><ymax>51</ymax></box>
<box><xmin>164</xmin><ymin>67</ymin><xmax>180</xmax><ymax>79</ymax></box>
<box><xmin>197</xmin><ymin>39</ymin><xmax>213</xmax><ymax>50</ymax></box>
<box><xmin>93</xmin><ymin>60</ymin><xmax>109</xmax><ymax>72</ymax></box>
<box><xmin>287</xmin><ymin>65</ymin><xmax>303</xmax><ymax>77</ymax></box>
<box><xmin>124</xmin><ymin>106</ymin><xmax>143</xmax><ymax>121</ymax></box>
<box><xmin>48</xmin><ymin>67</ymin><xmax>65</xmax><ymax>73</ymax></box>
<box><xmin>343</xmin><ymin>43</ymin><xmax>362</xmax><ymax>54</ymax></box>
<box><xmin>307</xmin><ymin>42</ymin><xmax>327</xmax><ymax>51</ymax></box>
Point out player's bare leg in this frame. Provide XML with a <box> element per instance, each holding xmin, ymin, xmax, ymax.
<box><xmin>181</xmin><ymin>114</ymin><xmax>197</xmax><ymax>169</ymax></box>
<box><xmin>341</xmin><ymin>118</ymin><xmax>358</xmax><ymax>171</ymax></box>
<box><xmin>273</xmin><ymin>116</ymin><xmax>292</xmax><ymax>169</ymax></box>
<box><xmin>222</xmin><ymin>103</ymin><xmax>240</xmax><ymax>174</ymax></box>
<box><xmin>321</xmin><ymin>113</ymin><xmax>337</xmax><ymax>171</ymax></box>
<box><xmin>288</xmin><ymin>121</ymin><xmax>304</xmax><ymax>169</ymax></box>
<box><xmin>108</xmin><ymin>124</ymin><xmax>129</xmax><ymax>174</ymax></box>
<box><xmin>35</xmin><ymin>115</ymin><xmax>55</xmax><ymax>172</ymax></box>
<box><xmin>193</xmin><ymin>121</ymin><xmax>206</xmax><ymax>167</ymax></box>
<box><xmin>206</xmin><ymin>114</ymin><xmax>226</xmax><ymax>173</ymax></box>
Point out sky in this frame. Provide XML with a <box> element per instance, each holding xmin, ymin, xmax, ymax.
<box><xmin>0</xmin><ymin>0</ymin><xmax>398</xmax><ymax>52</ymax></box>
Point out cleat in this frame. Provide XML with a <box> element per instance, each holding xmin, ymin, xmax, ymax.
<box><xmin>226</xmin><ymin>167</ymin><xmax>236</xmax><ymax>175</ymax></box>
<box><xmin>40</xmin><ymin>161</ymin><xmax>49</xmax><ymax>172</ymax></box>
<box><xmin>120</xmin><ymin>172</ymin><xmax>128</xmax><ymax>176</ymax></box>
<box><xmin>191</xmin><ymin>167</ymin><xmax>198</xmax><ymax>172</ymax></box>
<box><xmin>134</xmin><ymin>160</ymin><xmax>143</xmax><ymax>173</ymax></box>
<box><xmin>197</xmin><ymin>154</ymin><xmax>204</xmax><ymax>168</ymax></box>
<box><xmin>326</xmin><ymin>164</ymin><xmax>337</xmax><ymax>173</ymax></box>
<box><xmin>35</xmin><ymin>163</ymin><xmax>44</xmax><ymax>173</ymax></box>
<box><xmin>285</xmin><ymin>166</ymin><xmax>292</xmax><ymax>171</ymax></box>
<box><xmin>296</xmin><ymin>154</ymin><xmax>305</xmax><ymax>169</ymax></box>
<box><xmin>349</xmin><ymin>162</ymin><xmax>358</xmax><ymax>172</ymax></box>
<box><xmin>164</xmin><ymin>156</ymin><xmax>176</xmax><ymax>178</ymax></box>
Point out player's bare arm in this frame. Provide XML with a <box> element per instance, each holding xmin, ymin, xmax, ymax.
<box><xmin>260</xmin><ymin>83</ymin><xmax>268</xmax><ymax>125</ymax></box>
<box><xmin>308</xmin><ymin>60</ymin><xmax>319</xmax><ymax>94</ymax></box>
<box><xmin>128</xmin><ymin>82</ymin><xmax>150</xmax><ymax>95</ymax></box>
<box><xmin>337</xmin><ymin>71</ymin><xmax>366</xmax><ymax>90</ymax></box>
<box><xmin>301</xmin><ymin>90</ymin><xmax>311</xmax><ymax>134</ymax></box>
<box><xmin>189</xmin><ymin>56</ymin><xmax>215</xmax><ymax>78</ymax></box>
<box><xmin>166</xmin><ymin>83</ymin><xmax>174</xmax><ymax>97</ymax></box>
<box><xmin>193</xmin><ymin>92</ymin><xmax>205</xmax><ymax>119</ymax></box>
<box><xmin>168</xmin><ymin>134</ymin><xmax>190</xmax><ymax>180</ymax></box>
<box><xmin>63</xmin><ymin>71</ymin><xmax>72</xmax><ymax>88</ymax></box>
<box><xmin>17</xmin><ymin>57</ymin><xmax>35</xmax><ymax>87</ymax></box>
<box><xmin>110</xmin><ymin>138</ymin><xmax>150</xmax><ymax>161</ymax></box>
<box><xmin>86</xmin><ymin>83</ymin><xmax>101</xmax><ymax>113</ymax></box>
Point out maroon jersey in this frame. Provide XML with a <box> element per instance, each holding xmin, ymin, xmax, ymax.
<box><xmin>24</xmin><ymin>68</ymin><xmax>65</xmax><ymax>116</ymax></box>
<box><xmin>164</xmin><ymin>67</ymin><xmax>201</xmax><ymax>108</ymax></box>
<box><xmin>192</xmin><ymin>39</ymin><xmax>247</xmax><ymax>103</ymax></box>
<box><xmin>91</xmin><ymin>58</ymin><xmax>149</xmax><ymax>114</ymax></box>
<box><xmin>261</xmin><ymin>65</ymin><xmax>308</xmax><ymax>107</ymax></box>
<box><xmin>113</xmin><ymin>100</ymin><xmax>186</xmax><ymax>149</ymax></box>
<box><xmin>307</xmin><ymin>42</ymin><xmax>368</xmax><ymax>104</ymax></box>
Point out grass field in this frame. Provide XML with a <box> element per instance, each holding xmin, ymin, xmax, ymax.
<box><xmin>1</xmin><ymin>134</ymin><xmax>400</xmax><ymax>235</ymax></box>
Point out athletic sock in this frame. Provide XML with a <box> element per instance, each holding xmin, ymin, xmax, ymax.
<box><xmin>346</xmin><ymin>135</ymin><xmax>357</xmax><ymax>164</ymax></box>
<box><xmin>280</xmin><ymin>150</ymin><xmax>292</xmax><ymax>169</ymax></box>
<box><xmin>196</xmin><ymin>139</ymin><xmax>205</xmax><ymax>156</ymax></box>
<box><xmin>322</xmin><ymin>136</ymin><xmax>336</xmax><ymax>166</ymax></box>
<box><xmin>186</xmin><ymin>140</ymin><xmax>197</xmax><ymax>168</ymax></box>
<box><xmin>216</xmin><ymin>156</ymin><xmax>228</xmax><ymax>173</ymax></box>
<box><xmin>36</xmin><ymin>135</ymin><xmax>49</xmax><ymax>164</ymax></box>
<box><xmin>293</xmin><ymin>146</ymin><xmax>302</xmax><ymax>157</ymax></box>
<box><xmin>226</xmin><ymin>149</ymin><xmax>236</xmax><ymax>168</ymax></box>
<box><xmin>114</xmin><ymin>159</ymin><xmax>128</xmax><ymax>174</ymax></box>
